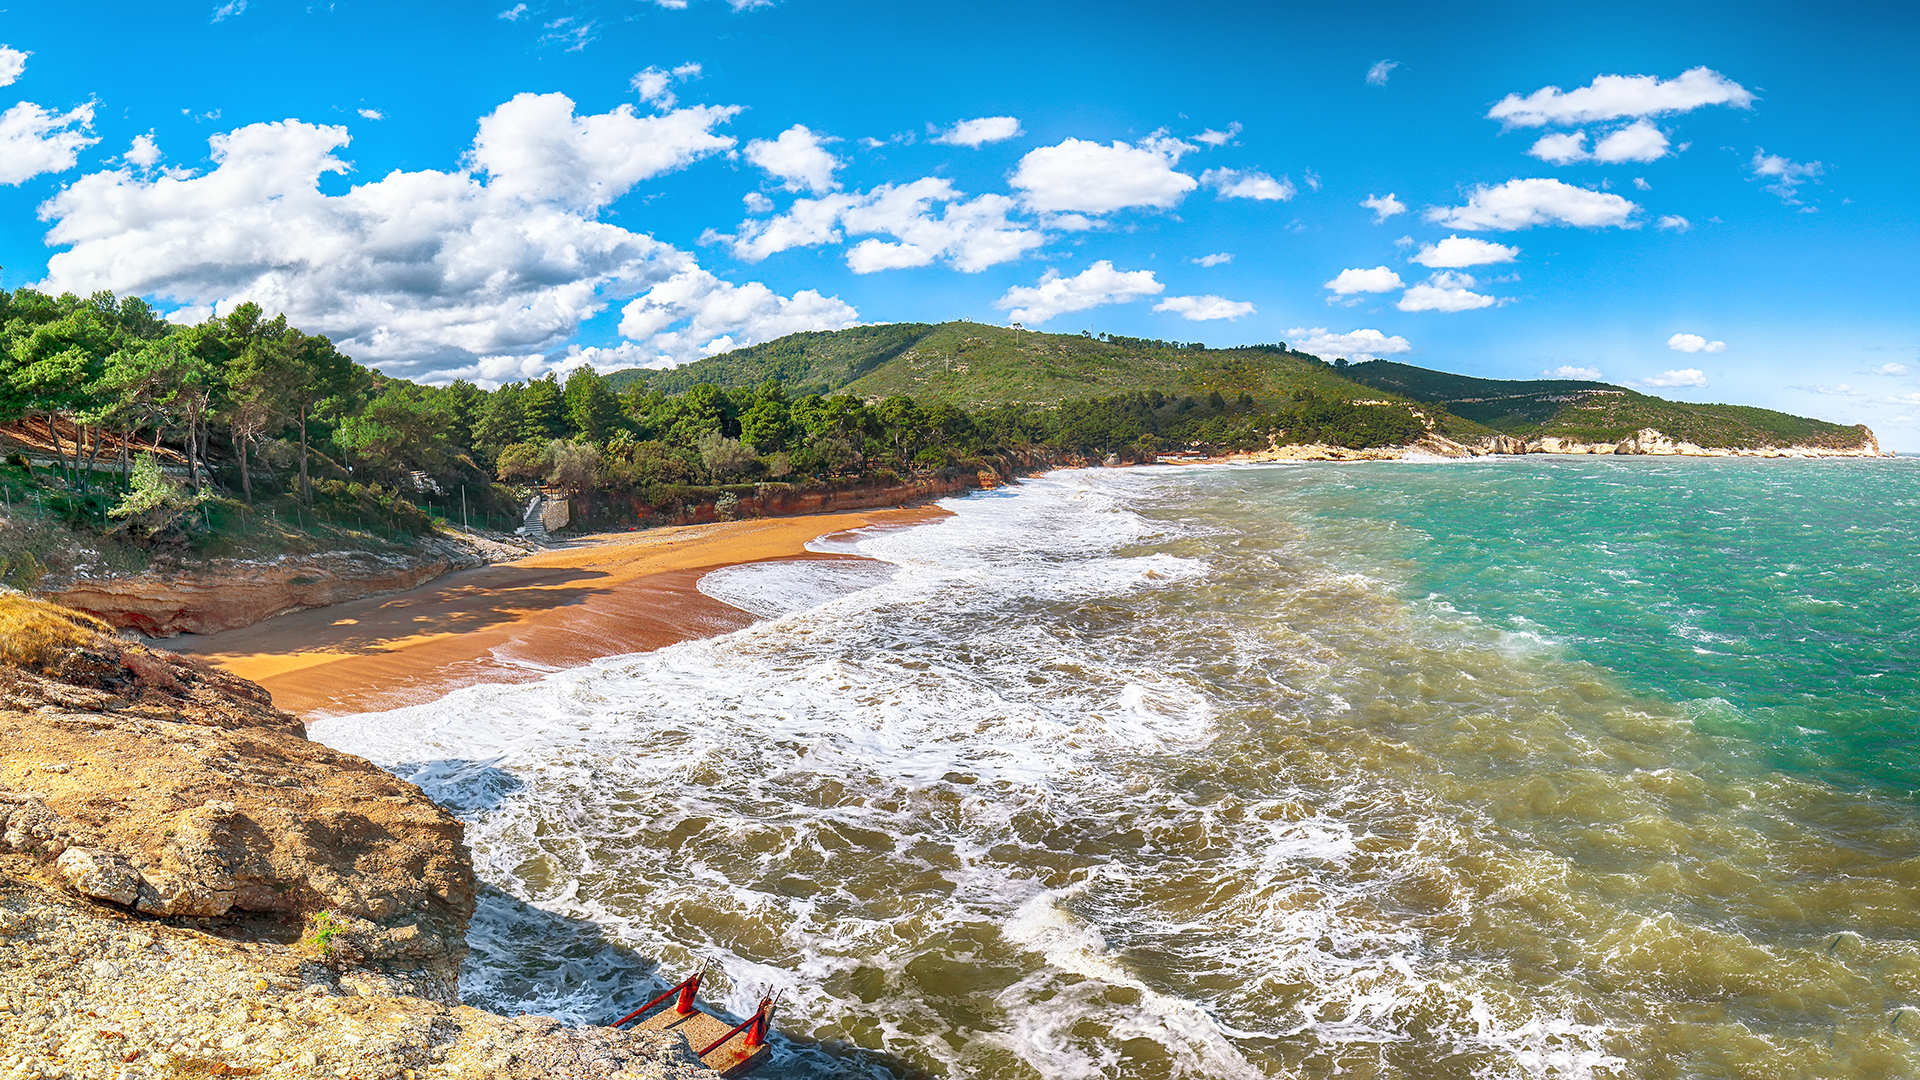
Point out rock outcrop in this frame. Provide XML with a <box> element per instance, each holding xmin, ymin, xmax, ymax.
<box><xmin>0</xmin><ymin>592</ymin><xmax>704</xmax><ymax>1076</ymax></box>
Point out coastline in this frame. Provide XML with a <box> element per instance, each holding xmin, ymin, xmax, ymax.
<box><xmin>164</xmin><ymin>505</ymin><xmax>946</xmax><ymax>718</ymax></box>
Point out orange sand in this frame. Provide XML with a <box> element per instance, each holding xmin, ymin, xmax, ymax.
<box><xmin>168</xmin><ymin>507</ymin><xmax>943</xmax><ymax>717</ymax></box>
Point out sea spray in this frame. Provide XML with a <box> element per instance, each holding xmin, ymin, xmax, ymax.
<box><xmin>314</xmin><ymin>460</ymin><xmax>1920</xmax><ymax>1079</ymax></box>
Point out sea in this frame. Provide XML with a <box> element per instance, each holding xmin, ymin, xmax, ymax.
<box><xmin>310</xmin><ymin>457</ymin><xmax>1920</xmax><ymax>1080</ymax></box>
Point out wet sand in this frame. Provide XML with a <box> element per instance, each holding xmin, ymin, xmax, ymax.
<box><xmin>168</xmin><ymin>507</ymin><xmax>944</xmax><ymax>717</ymax></box>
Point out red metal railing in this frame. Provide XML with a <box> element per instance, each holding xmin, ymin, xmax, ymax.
<box><xmin>611</xmin><ymin>968</ymin><xmax>703</xmax><ymax>1029</ymax></box>
<box><xmin>697</xmin><ymin>995</ymin><xmax>777</xmax><ymax>1057</ymax></box>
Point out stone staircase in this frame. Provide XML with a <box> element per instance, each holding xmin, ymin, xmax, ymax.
<box><xmin>519</xmin><ymin>496</ymin><xmax>548</xmax><ymax>541</ymax></box>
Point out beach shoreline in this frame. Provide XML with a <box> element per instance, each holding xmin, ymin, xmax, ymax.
<box><xmin>165</xmin><ymin>504</ymin><xmax>948</xmax><ymax>718</ymax></box>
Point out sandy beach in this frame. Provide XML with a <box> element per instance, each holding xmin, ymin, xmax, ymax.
<box><xmin>169</xmin><ymin>506</ymin><xmax>944</xmax><ymax>717</ymax></box>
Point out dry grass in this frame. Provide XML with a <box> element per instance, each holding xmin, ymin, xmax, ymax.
<box><xmin>0</xmin><ymin>593</ymin><xmax>112</xmax><ymax>671</ymax></box>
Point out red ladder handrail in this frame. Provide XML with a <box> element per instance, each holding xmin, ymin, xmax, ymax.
<box><xmin>611</xmin><ymin>968</ymin><xmax>703</xmax><ymax>1028</ymax></box>
<box><xmin>697</xmin><ymin>995</ymin><xmax>776</xmax><ymax>1057</ymax></box>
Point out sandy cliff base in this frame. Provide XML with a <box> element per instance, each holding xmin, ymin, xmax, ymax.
<box><xmin>169</xmin><ymin>507</ymin><xmax>943</xmax><ymax>717</ymax></box>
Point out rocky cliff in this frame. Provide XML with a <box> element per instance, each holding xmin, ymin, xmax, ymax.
<box><xmin>0</xmin><ymin>593</ymin><xmax>703</xmax><ymax>1078</ymax></box>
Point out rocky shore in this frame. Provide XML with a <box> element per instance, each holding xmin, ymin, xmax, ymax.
<box><xmin>0</xmin><ymin>594</ymin><xmax>703</xmax><ymax>1079</ymax></box>
<box><xmin>1224</xmin><ymin>425</ymin><xmax>1890</xmax><ymax>463</ymax></box>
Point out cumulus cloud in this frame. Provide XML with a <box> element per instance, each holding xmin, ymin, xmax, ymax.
<box><xmin>0</xmin><ymin>46</ymin><xmax>28</xmax><ymax>87</ymax></box>
<box><xmin>211</xmin><ymin>0</ymin><xmax>247</xmax><ymax>23</ymax></box>
<box><xmin>1541</xmin><ymin>365</ymin><xmax>1604</xmax><ymax>380</ymax></box>
<box><xmin>1657</xmin><ymin>214</ymin><xmax>1690</xmax><ymax>231</ymax></box>
<box><xmin>1191</xmin><ymin>252</ymin><xmax>1232</xmax><ymax>267</ymax></box>
<box><xmin>1593</xmin><ymin>120</ymin><xmax>1670</xmax><ymax>162</ymax></box>
<box><xmin>931</xmin><ymin>116</ymin><xmax>1023</xmax><ymax>147</ymax></box>
<box><xmin>1426</xmin><ymin>178</ymin><xmax>1638</xmax><ymax>230</ymax></box>
<box><xmin>716</xmin><ymin>177</ymin><xmax>1042</xmax><ymax>272</ymax></box>
<box><xmin>1633</xmin><ymin>177</ymin><xmax>1651</xmax><ymax>190</ymax></box>
<box><xmin>744</xmin><ymin>124</ymin><xmax>841</xmax><ymax>194</ymax></box>
<box><xmin>1010</xmin><ymin>135</ymin><xmax>1196</xmax><ymax>213</ymax></box>
<box><xmin>1154</xmin><ymin>294</ymin><xmax>1255</xmax><ymax>321</ymax></box>
<box><xmin>1412</xmin><ymin>235</ymin><xmax>1518</xmax><ymax>268</ymax></box>
<box><xmin>1632</xmin><ymin>368</ymin><xmax>1709</xmax><ymax>388</ymax></box>
<box><xmin>1751</xmin><ymin>149</ymin><xmax>1822</xmax><ymax>203</ymax></box>
<box><xmin>1361</xmin><ymin>192</ymin><xmax>1406</xmax><ymax>221</ymax></box>
<box><xmin>357</xmin><ymin>108</ymin><xmax>384</xmax><ymax>121</ymax></box>
<box><xmin>498</xmin><ymin>3</ymin><xmax>528</xmax><ymax>19</ymax></box>
<box><xmin>1667</xmin><ymin>332</ymin><xmax>1726</xmax><ymax>353</ymax></box>
<box><xmin>1366</xmin><ymin>60</ymin><xmax>1400</xmax><ymax>86</ymax></box>
<box><xmin>1286</xmin><ymin>326</ymin><xmax>1412</xmax><ymax>361</ymax></box>
<box><xmin>630</xmin><ymin>62</ymin><xmax>702</xmax><ymax>110</ymax></box>
<box><xmin>616</xmin><ymin>267</ymin><xmax>857</xmax><ymax>365</ymax></box>
<box><xmin>1528</xmin><ymin>120</ymin><xmax>1671</xmax><ymax>165</ymax></box>
<box><xmin>1488</xmin><ymin>67</ymin><xmax>1753</xmax><ymax>128</ymax></box>
<box><xmin>124</xmin><ymin>132</ymin><xmax>161</xmax><ymax>170</ymax></box>
<box><xmin>996</xmin><ymin>261</ymin><xmax>1163</xmax><ymax>324</ymax></box>
<box><xmin>1324</xmin><ymin>266</ymin><xmax>1404</xmax><ymax>295</ymax></box>
<box><xmin>0</xmin><ymin>100</ymin><xmax>99</xmax><ymax>185</ymax></box>
<box><xmin>1200</xmin><ymin>167</ymin><xmax>1293</xmax><ymax>201</ymax></box>
<box><xmin>1194</xmin><ymin>122</ymin><xmax>1241</xmax><ymax>147</ymax></box>
<box><xmin>37</xmin><ymin>94</ymin><xmax>752</xmax><ymax>382</ymax></box>
<box><xmin>1802</xmin><ymin>383</ymin><xmax>1864</xmax><ymax>396</ymax></box>
<box><xmin>1397</xmin><ymin>271</ymin><xmax>1496</xmax><ymax>312</ymax></box>
<box><xmin>1874</xmin><ymin>363</ymin><xmax>1910</xmax><ymax>376</ymax></box>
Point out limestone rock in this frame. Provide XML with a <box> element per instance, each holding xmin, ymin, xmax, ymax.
<box><xmin>54</xmin><ymin>847</ymin><xmax>142</xmax><ymax>906</ymax></box>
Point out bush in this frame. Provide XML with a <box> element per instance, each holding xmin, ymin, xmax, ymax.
<box><xmin>0</xmin><ymin>594</ymin><xmax>111</xmax><ymax>672</ymax></box>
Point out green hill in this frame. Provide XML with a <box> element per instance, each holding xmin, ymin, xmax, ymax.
<box><xmin>1341</xmin><ymin>360</ymin><xmax>1871</xmax><ymax>450</ymax></box>
<box><xmin>605</xmin><ymin>321</ymin><xmax>1870</xmax><ymax>452</ymax></box>
<box><xmin>606</xmin><ymin>321</ymin><xmax>1400</xmax><ymax>408</ymax></box>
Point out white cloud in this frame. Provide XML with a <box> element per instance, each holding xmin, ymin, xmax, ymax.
<box><xmin>744</xmin><ymin>124</ymin><xmax>841</xmax><ymax>194</ymax></box>
<box><xmin>616</xmin><ymin>267</ymin><xmax>857</xmax><ymax>366</ymax></box>
<box><xmin>1194</xmin><ymin>122</ymin><xmax>1242</xmax><ymax>147</ymax></box>
<box><xmin>1010</xmin><ymin>135</ymin><xmax>1196</xmax><ymax>213</ymax></box>
<box><xmin>1426</xmin><ymin>178</ymin><xmax>1638</xmax><ymax>230</ymax></box>
<box><xmin>1412</xmin><ymin>235</ymin><xmax>1518</xmax><ymax>268</ymax></box>
<box><xmin>1361</xmin><ymin>192</ymin><xmax>1406</xmax><ymax>221</ymax></box>
<box><xmin>995</xmin><ymin>260</ymin><xmax>1163</xmax><ymax>324</ymax></box>
<box><xmin>124</xmin><ymin>132</ymin><xmax>161</xmax><ymax>170</ymax></box>
<box><xmin>1154</xmin><ymin>295</ymin><xmax>1255</xmax><ymax>321</ymax></box>
<box><xmin>211</xmin><ymin>0</ymin><xmax>247</xmax><ymax>22</ymax></box>
<box><xmin>1541</xmin><ymin>365</ymin><xmax>1604</xmax><ymax>380</ymax></box>
<box><xmin>1804</xmin><ymin>383</ymin><xmax>1864</xmax><ymax>396</ymax></box>
<box><xmin>470</xmin><ymin>92</ymin><xmax>740</xmax><ymax>210</ymax></box>
<box><xmin>1200</xmin><ymin>167</ymin><xmax>1294</xmax><ymax>201</ymax></box>
<box><xmin>1667</xmin><ymin>333</ymin><xmax>1726</xmax><ymax>353</ymax></box>
<box><xmin>1751</xmin><ymin>149</ymin><xmax>1822</xmax><ymax>202</ymax></box>
<box><xmin>1366</xmin><ymin>60</ymin><xmax>1399</xmax><ymax>86</ymax></box>
<box><xmin>1397</xmin><ymin>271</ymin><xmax>1497</xmax><ymax>313</ymax></box>
<box><xmin>498</xmin><ymin>3</ymin><xmax>527</xmax><ymax>18</ymax></box>
<box><xmin>357</xmin><ymin>108</ymin><xmax>384</xmax><ymax>121</ymax></box>
<box><xmin>1632</xmin><ymin>368</ymin><xmax>1709</xmax><ymax>388</ymax></box>
<box><xmin>1286</xmin><ymin>326</ymin><xmax>1413</xmax><ymax>361</ymax></box>
<box><xmin>38</xmin><ymin>95</ymin><xmax>746</xmax><ymax>382</ymax></box>
<box><xmin>0</xmin><ymin>100</ymin><xmax>99</xmax><ymax>185</ymax></box>
<box><xmin>1632</xmin><ymin>176</ymin><xmax>1651</xmax><ymax>190</ymax></box>
<box><xmin>1527</xmin><ymin>131</ymin><xmax>1589</xmax><ymax>165</ymax></box>
<box><xmin>0</xmin><ymin>46</ymin><xmax>28</xmax><ymax>88</ymax></box>
<box><xmin>1874</xmin><ymin>363</ymin><xmax>1910</xmax><ymax>376</ymax></box>
<box><xmin>1324</xmin><ymin>266</ymin><xmax>1404</xmax><ymax>295</ymax></box>
<box><xmin>1191</xmin><ymin>252</ymin><xmax>1232</xmax><ymax>267</ymax></box>
<box><xmin>1394</xmin><ymin>235</ymin><xmax>1414</xmax><ymax>248</ymax></box>
<box><xmin>1656</xmin><ymin>214</ymin><xmax>1690</xmax><ymax>231</ymax></box>
<box><xmin>630</xmin><ymin>62</ymin><xmax>702</xmax><ymax>110</ymax></box>
<box><xmin>1488</xmin><ymin>67</ymin><xmax>1753</xmax><ymax>128</ymax></box>
<box><xmin>717</xmin><ymin>177</ymin><xmax>1042</xmax><ymax>272</ymax></box>
<box><xmin>1592</xmin><ymin>119</ymin><xmax>1670</xmax><ymax>162</ymax></box>
<box><xmin>931</xmin><ymin>116</ymin><xmax>1023</xmax><ymax>147</ymax></box>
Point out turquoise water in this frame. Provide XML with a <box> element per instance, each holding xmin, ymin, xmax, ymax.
<box><xmin>316</xmin><ymin>458</ymin><xmax>1920</xmax><ymax>1079</ymax></box>
<box><xmin>1298</xmin><ymin>457</ymin><xmax>1920</xmax><ymax>793</ymax></box>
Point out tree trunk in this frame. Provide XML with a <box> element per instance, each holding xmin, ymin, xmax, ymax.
<box><xmin>42</xmin><ymin>413</ymin><xmax>69</xmax><ymax>485</ymax></box>
<box><xmin>238</xmin><ymin>436</ymin><xmax>252</xmax><ymax>504</ymax></box>
<box><xmin>298</xmin><ymin>404</ymin><xmax>311</xmax><ymax>505</ymax></box>
<box><xmin>185</xmin><ymin>416</ymin><xmax>201</xmax><ymax>497</ymax></box>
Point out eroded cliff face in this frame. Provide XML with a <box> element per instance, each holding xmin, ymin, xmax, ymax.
<box><xmin>1476</xmin><ymin>426</ymin><xmax>1887</xmax><ymax>458</ymax></box>
<box><xmin>47</xmin><ymin>534</ymin><xmax>504</xmax><ymax>638</ymax></box>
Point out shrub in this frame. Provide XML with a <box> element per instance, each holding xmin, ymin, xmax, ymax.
<box><xmin>0</xmin><ymin>594</ymin><xmax>111</xmax><ymax>672</ymax></box>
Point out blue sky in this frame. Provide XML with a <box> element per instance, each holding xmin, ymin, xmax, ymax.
<box><xmin>2</xmin><ymin>0</ymin><xmax>1916</xmax><ymax>445</ymax></box>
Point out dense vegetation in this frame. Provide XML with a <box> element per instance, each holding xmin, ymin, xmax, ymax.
<box><xmin>0</xmin><ymin>295</ymin><xmax>1427</xmax><ymax>587</ymax></box>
